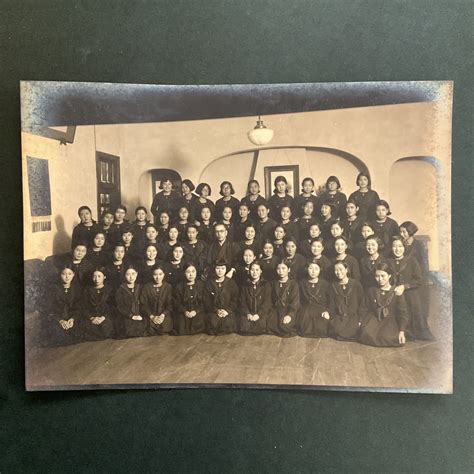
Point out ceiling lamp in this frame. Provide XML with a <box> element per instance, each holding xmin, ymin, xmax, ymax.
<box><xmin>247</xmin><ymin>115</ymin><xmax>274</xmax><ymax>145</ymax></box>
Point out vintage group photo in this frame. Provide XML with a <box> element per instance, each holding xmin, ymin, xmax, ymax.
<box><xmin>21</xmin><ymin>81</ymin><xmax>453</xmax><ymax>392</ymax></box>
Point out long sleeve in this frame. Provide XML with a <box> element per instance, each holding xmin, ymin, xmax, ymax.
<box><xmin>287</xmin><ymin>281</ymin><xmax>300</xmax><ymax>318</ymax></box>
<box><xmin>395</xmin><ymin>294</ymin><xmax>409</xmax><ymax>331</ymax></box>
<box><xmin>139</xmin><ymin>284</ymin><xmax>154</xmax><ymax>317</ymax></box>
<box><xmin>405</xmin><ymin>258</ymin><xmax>423</xmax><ymax>290</ymax></box>
<box><xmin>116</xmin><ymin>287</ymin><xmax>134</xmax><ymax>318</ymax></box>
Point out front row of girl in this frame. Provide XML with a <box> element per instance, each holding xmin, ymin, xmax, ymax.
<box><xmin>47</xmin><ymin>250</ymin><xmax>416</xmax><ymax>349</ymax></box>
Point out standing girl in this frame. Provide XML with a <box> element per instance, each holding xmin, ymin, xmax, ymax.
<box><xmin>215</xmin><ymin>181</ymin><xmax>240</xmax><ymax>222</ymax></box>
<box><xmin>139</xmin><ymin>244</ymin><xmax>164</xmax><ymax>285</ymax></box>
<box><xmin>235</xmin><ymin>248</ymin><xmax>257</xmax><ymax>285</ymax></box>
<box><xmin>299</xmin><ymin>223</ymin><xmax>322</xmax><ymax>258</ymax></box>
<box><xmin>197</xmin><ymin>206</ymin><xmax>214</xmax><ymax>245</ymax></box>
<box><xmin>181</xmin><ymin>179</ymin><xmax>199</xmax><ymax>222</ymax></box>
<box><xmin>99</xmin><ymin>209</ymin><xmax>115</xmax><ymax>245</ymax></box>
<box><xmin>176</xmin><ymin>206</ymin><xmax>192</xmax><ymax>240</ymax></box>
<box><xmin>319</xmin><ymin>200</ymin><xmax>337</xmax><ymax>241</ymax></box>
<box><xmin>240</xmin><ymin>180</ymin><xmax>268</xmax><ymax>221</ymax></box>
<box><xmin>268</xmin><ymin>176</ymin><xmax>294</xmax><ymax>221</ymax></box>
<box><xmin>109</xmin><ymin>205</ymin><xmax>128</xmax><ymax>246</ymax></box>
<box><xmin>60</xmin><ymin>242</ymin><xmax>91</xmax><ymax>287</ymax></box>
<box><xmin>159</xmin><ymin>225</ymin><xmax>180</xmax><ymax>262</ymax></box>
<box><xmin>72</xmin><ymin>205</ymin><xmax>99</xmax><ymax>249</ymax></box>
<box><xmin>318</xmin><ymin>176</ymin><xmax>347</xmax><ymax>219</ymax></box>
<box><xmin>348</xmin><ymin>172</ymin><xmax>380</xmax><ymax>221</ymax></box>
<box><xmin>371</xmin><ymin>200</ymin><xmax>399</xmax><ymax>254</ymax></box>
<box><xmin>194</xmin><ymin>183</ymin><xmax>215</xmax><ymax>220</ymax></box>
<box><xmin>293</xmin><ymin>177</ymin><xmax>319</xmax><ymax>219</ymax></box>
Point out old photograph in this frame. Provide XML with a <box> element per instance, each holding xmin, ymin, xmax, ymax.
<box><xmin>21</xmin><ymin>81</ymin><xmax>453</xmax><ymax>392</ymax></box>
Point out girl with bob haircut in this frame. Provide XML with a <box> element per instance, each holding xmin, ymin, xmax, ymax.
<box><xmin>318</xmin><ymin>175</ymin><xmax>347</xmax><ymax>219</ymax></box>
<box><xmin>240</xmin><ymin>179</ymin><xmax>268</xmax><ymax>220</ymax></box>
<box><xmin>194</xmin><ymin>182</ymin><xmax>215</xmax><ymax>218</ymax></box>
<box><xmin>72</xmin><ymin>205</ymin><xmax>99</xmax><ymax>249</ymax></box>
<box><xmin>151</xmin><ymin>177</ymin><xmax>183</xmax><ymax>223</ymax></box>
<box><xmin>358</xmin><ymin>262</ymin><xmax>409</xmax><ymax>347</ymax></box>
<box><xmin>359</xmin><ymin>236</ymin><xmax>387</xmax><ymax>288</ymax></box>
<box><xmin>331</xmin><ymin>236</ymin><xmax>361</xmax><ymax>281</ymax></box>
<box><xmin>294</xmin><ymin>177</ymin><xmax>319</xmax><ymax>219</ymax></box>
<box><xmin>215</xmin><ymin>181</ymin><xmax>240</xmax><ymax>222</ymax></box>
<box><xmin>181</xmin><ymin>179</ymin><xmax>199</xmax><ymax>222</ymax></box>
<box><xmin>131</xmin><ymin>206</ymin><xmax>150</xmax><ymax>248</ymax></box>
<box><xmin>348</xmin><ymin>172</ymin><xmax>380</xmax><ymax>221</ymax></box>
<box><xmin>268</xmin><ymin>175</ymin><xmax>294</xmax><ymax>221</ymax></box>
<box><xmin>371</xmin><ymin>199</ymin><xmax>399</xmax><ymax>255</ymax></box>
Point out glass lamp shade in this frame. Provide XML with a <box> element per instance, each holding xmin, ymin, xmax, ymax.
<box><xmin>247</xmin><ymin>122</ymin><xmax>274</xmax><ymax>145</ymax></box>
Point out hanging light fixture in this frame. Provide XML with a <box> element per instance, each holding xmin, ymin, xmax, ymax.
<box><xmin>247</xmin><ymin>115</ymin><xmax>274</xmax><ymax>145</ymax></box>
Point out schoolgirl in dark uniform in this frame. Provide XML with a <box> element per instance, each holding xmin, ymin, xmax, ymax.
<box><xmin>342</xmin><ymin>199</ymin><xmax>363</xmax><ymax>244</ymax></box>
<box><xmin>214</xmin><ymin>181</ymin><xmax>240</xmax><ymax>223</ymax></box>
<box><xmin>182</xmin><ymin>224</ymin><xmax>208</xmax><ymax>276</ymax></box>
<box><xmin>71</xmin><ymin>205</ymin><xmax>100</xmax><ymax>249</ymax></box>
<box><xmin>371</xmin><ymin>200</ymin><xmax>399</xmax><ymax>255</ymax></box>
<box><xmin>296</xmin><ymin>201</ymin><xmax>318</xmax><ymax>240</ymax></box>
<box><xmin>120</xmin><ymin>225</ymin><xmax>140</xmax><ymax>266</ymax></box>
<box><xmin>293</xmin><ymin>177</ymin><xmax>319</xmax><ymax>219</ymax></box>
<box><xmin>218</xmin><ymin>206</ymin><xmax>235</xmax><ymax>241</ymax></box>
<box><xmin>239</xmin><ymin>261</ymin><xmax>272</xmax><ymax>335</ymax></box>
<box><xmin>172</xmin><ymin>263</ymin><xmax>207</xmax><ymax>335</ymax></box>
<box><xmin>105</xmin><ymin>244</ymin><xmax>128</xmax><ymax>291</ymax></box>
<box><xmin>82</xmin><ymin>267</ymin><xmax>115</xmax><ymax>341</ymax></box>
<box><xmin>260</xmin><ymin>241</ymin><xmax>279</xmax><ymax>282</ymax></box>
<box><xmin>268</xmin><ymin>175</ymin><xmax>294</xmax><ymax>221</ymax></box>
<box><xmin>279</xmin><ymin>205</ymin><xmax>299</xmax><ymax>241</ymax></box>
<box><xmin>299</xmin><ymin>223</ymin><xmax>322</xmax><ymax>258</ymax></box>
<box><xmin>272</xmin><ymin>225</ymin><xmax>287</xmax><ymax>259</ymax></box>
<box><xmin>240</xmin><ymin>179</ymin><xmax>268</xmax><ymax>221</ymax></box>
<box><xmin>176</xmin><ymin>206</ymin><xmax>192</xmax><ymax>240</ymax></box>
<box><xmin>235</xmin><ymin>248</ymin><xmax>257</xmax><ymax>286</ymax></box>
<box><xmin>282</xmin><ymin>237</ymin><xmax>306</xmax><ymax>280</ymax></box>
<box><xmin>234</xmin><ymin>203</ymin><xmax>252</xmax><ymax>242</ymax></box>
<box><xmin>194</xmin><ymin>183</ymin><xmax>215</xmax><ymax>221</ymax></box>
<box><xmin>109</xmin><ymin>205</ymin><xmax>128</xmax><ymax>246</ymax></box>
<box><xmin>156</xmin><ymin>211</ymin><xmax>171</xmax><ymax>242</ymax></box>
<box><xmin>348</xmin><ymin>172</ymin><xmax>380</xmax><ymax>221</ymax></box>
<box><xmin>297</xmin><ymin>262</ymin><xmax>330</xmax><ymax>338</ymax></box>
<box><xmin>306</xmin><ymin>238</ymin><xmax>332</xmax><ymax>281</ymax></box>
<box><xmin>353</xmin><ymin>223</ymin><xmax>376</xmax><ymax>259</ymax></box>
<box><xmin>237</xmin><ymin>224</ymin><xmax>261</xmax><ymax>260</ymax></box>
<box><xmin>327</xmin><ymin>261</ymin><xmax>366</xmax><ymax>341</ymax></box>
<box><xmin>197</xmin><ymin>206</ymin><xmax>215</xmax><ymax>245</ymax></box>
<box><xmin>140</xmin><ymin>265</ymin><xmax>173</xmax><ymax>335</ymax></box>
<box><xmin>59</xmin><ymin>242</ymin><xmax>92</xmax><ymax>287</ymax></box>
<box><xmin>139</xmin><ymin>244</ymin><xmax>164</xmax><ymax>285</ymax></box>
<box><xmin>151</xmin><ymin>178</ymin><xmax>183</xmax><ymax>223</ymax></box>
<box><xmin>256</xmin><ymin>203</ymin><xmax>277</xmax><ymax>242</ymax></box>
<box><xmin>86</xmin><ymin>231</ymin><xmax>109</xmax><ymax>268</ymax></box>
<box><xmin>359</xmin><ymin>236</ymin><xmax>387</xmax><ymax>288</ymax></box>
<box><xmin>159</xmin><ymin>225</ymin><xmax>180</xmax><ymax>262</ymax></box>
<box><xmin>319</xmin><ymin>200</ymin><xmax>338</xmax><ymax>241</ymax></box>
<box><xmin>131</xmin><ymin>206</ymin><xmax>150</xmax><ymax>248</ymax></box>
<box><xmin>164</xmin><ymin>245</ymin><xmax>187</xmax><ymax>286</ymax></box>
<box><xmin>205</xmin><ymin>260</ymin><xmax>239</xmax><ymax>335</ymax></box>
<box><xmin>317</xmin><ymin>176</ymin><xmax>347</xmax><ymax>219</ymax></box>
<box><xmin>99</xmin><ymin>209</ymin><xmax>115</xmax><ymax>245</ymax></box>
<box><xmin>358</xmin><ymin>262</ymin><xmax>409</xmax><ymax>347</ymax></box>
<box><xmin>181</xmin><ymin>179</ymin><xmax>199</xmax><ymax>222</ymax></box>
<box><xmin>267</xmin><ymin>260</ymin><xmax>300</xmax><ymax>337</ymax></box>
<box><xmin>331</xmin><ymin>236</ymin><xmax>361</xmax><ymax>281</ymax></box>
<box><xmin>325</xmin><ymin>220</ymin><xmax>347</xmax><ymax>258</ymax></box>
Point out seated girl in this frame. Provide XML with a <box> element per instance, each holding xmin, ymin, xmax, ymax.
<box><xmin>131</xmin><ymin>206</ymin><xmax>150</xmax><ymax>247</ymax></box>
<box><xmin>256</xmin><ymin>203</ymin><xmax>277</xmax><ymax>243</ymax></box>
<box><xmin>157</xmin><ymin>211</ymin><xmax>170</xmax><ymax>241</ymax></box>
<box><xmin>72</xmin><ymin>205</ymin><xmax>100</xmax><ymax>249</ymax></box>
<box><xmin>218</xmin><ymin>206</ymin><xmax>235</xmax><ymax>240</ymax></box>
<box><xmin>235</xmin><ymin>248</ymin><xmax>257</xmax><ymax>286</ymax></box>
<box><xmin>204</xmin><ymin>259</ymin><xmax>239</xmax><ymax>335</ymax></box>
<box><xmin>176</xmin><ymin>206</ymin><xmax>192</xmax><ymax>240</ymax></box>
<box><xmin>353</xmin><ymin>223</ymin><xmax>376</xmax><ymax>259</ymax></box>
<box><xmin>342</xmin><ymin>199</ymin><xmax>363</xmax><ymax>244</ymax></box>
<box><xmin>327</xmin><ymin>262</ymin><xmax>366</xmax><ymax>341</ymax></box>
<box><xmin>197</xmin><ymin>206</ymin><xmax>215</xmax><ymax>244</ymax></box>
<box><xmin>296</xmin><ymin>200</ymin><xmax>318</xmax><ymax>239</ymax></box>
<box><xmin>234</xmin><ymin>203</ymin><xmax>252</xmax><ymax>243</ymax></box>
<box><xmin>239</xmin><ymin>261</ymin><xmax>272</xmax><ymax>335</ymax></box>
<box><xmin>82</xmin><ymin>267</ymin><xmax>115</xmax><ymax>341</ymax></box>
<box><xmin>237</xmin><ymin>224</ymin><xmax>261</xmax><ymax>260</ymax></box>
<box><xmin>358</xmin><ymin>262</ymin><xmax>409</xmax><ymax>347</ymax></box>
<box><xmin>105</xmin><ymin>244</ymin><xmax>128</xmax><ymax>291</ymax></box>
<box><xmin>267</xmin><ymin>260</ymin><xmax>300</xmax><ymax>337</ymax></box>
<box><xmin>158</xmin><ymin>225</ymin><xmax>180</xmax><ymax>262</ymax></box>
<box><xmin>370</xmin><ymin>200</ymin><xmax>399</xmax><ymax>255</ymax></box>
<box><xmin>139</xmin><ymin>244</ymin><xmax>165</xmax><ymax>285</ymax></box>
<box><xmin>259</xmin><ymin>241</ymin><xmax>279</xmax><ymax>282</ymax></box>
<box><xmin>306</xmin><ymin>238</ymin><xmax>332</xmax><ymax>281</ymax></box>
<box><xmin>297</xmin><ymin>262</ymin><xmax>330</xmax><ymax>338</ymax></box>
<box><xmin>299</xmin><ymin>223</ymin><xmax>322</xmax><ymax>259</ymax></box>
<box><xmin>60</xmin><ymin>242</ymin><xmax>91</xmax><ymax>287</ymax></box>
<box><xmin>116</xmin><ymin>266</ymin><xmax>148</xmax><ymax>338</ymax></box>
<box><xmin>331</xmin><ymin>236</ymin><xmax>361</xmax><ymax>281</ymax></box>
<box><xmin>359</xmin><ymin>236</ymin><xmax>387</xmax><ymax>288</ymax></box>
<box><xmin>109</xmin><ymin>205</ymin><xmax>128</xmax><ymax>246</ymax></box>
<box><xmin>183</xmin><ymin>224</ymin><xmax>208</xmax><ymax>276</ymax></box>
<box><xmin>140</xmin><ymin>265</ymin><xmax>173</xmax><ymax>335</ymax></box>
<box><xmin>172</xmin><ymin>263</ymin><xmax>207</xmax><ymax>335</ymax></box>
<box><xmin>282</xmin><ymin>237</ymin><xmax>306</xmax><ymax>280</ymax></box>
<box><xmin>86</xmin><ymin>231</ymin><xmax>109</xmax><ymax>268</ymax></box>
<box><xmin>120</xmin><ymin>225</ymin><xmax>140</xmax><ymax>266</ymax></box>
<box><xmin>164</xmin><ymin>245</ymin><xmax>187</xmax><ymax>285</ymax></box>
<box><xmin>272</xmin><ymin>225</ymin><xmax>287</xmax><ymax>259</ymax></box>
<box><xmin>144</xmin><ymin>223</ymin><xmax>160</xmax><ymax>250</ymax></box>
<box><xmin>324</xmin><ymin>220</ymin><xmax>347</xmax><ymax>258</ymax></box>
<box><xmin>279</xmin><ymin>206</ymin><xmax>299</xmax><ymax>241</ymax></box>
<box><xmin>99</xmin><ymin>209</ymin><xmax>115</xmax><ymax>245</ymax></box>
<box><xmin>319</xmin><ymin>200</ymin><xmax>338</xmax><ymax>240</ymax></box>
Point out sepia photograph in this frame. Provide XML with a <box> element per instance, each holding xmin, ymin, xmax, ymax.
<box><xmin>21</xmin><ymin>80</ymin><xmax>453</xmax><ymax>392</ymax></box>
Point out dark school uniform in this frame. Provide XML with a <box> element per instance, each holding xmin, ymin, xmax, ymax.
<box><xmin>359</xmin><ymin>254</ymin><xmax>388</xmax><ymax>288</ymax></box>
<box><xmin>214</xmin><ymin>196</ymin><xmax>241</xmax><ymax>222</ymax></box>
<box><xmin>182</xmin><ymin>193</ymin><xmax>200</xmax><ymax>222</ymax></box>
<box><xmin>204</xmin><ymin>277</ymin><xmax>239</xmax><ymax>335</ymax></box>
<box><xmin>82</xmin><ymin>284</ymin><xmax>115</xmax><ymax>341</ymax></box>
<box><xmin>59</xmin><ymin>255</ymin><xmax>93</xmax><ymax>287</ymax></box>
<box><xmin>105</xmin><ymin>261</ymin><xmax>127</xmax><ymax>292</ymax></box>
<box><xmin>267</xmin><ymin>279</ymin><xmax>300</xmax><ymax>337</ymax></box>
<box><xmin>358</xmin><ymin>287</ymin><xmax>409</xmax><ymax>347</ymax></box>
<box><xmin>370</xmin><ymin>217</ymin><xmax>399</xmax><ymax>255</ymax></box>
<box><xmin>45</xmin><ymin>282</ymin><xmax>82</xmax><ymax>346</ymax></box>
<box><xmin>176</xmin><ymin>221</ymin><xmax>192</xmax><ymax>241</ymax></box>
<box><xmin>197</xmin><ymin>221</ymin><xmax>215</xmax><ymax>245</ymax></box>
<box><xmin>86</xmin><ymin>248</ymin><xmax>109</xmax><ymax>269</ymax></box>
<box><xmin>206</xmin><ymin>239</ymin><xmax>240</xmax><ymax>274</ymax></box>
<box><xmin>157</xmin><ymin>225</ymin><xmax>170</xmax><ymax>243</ymax></box>
<box><xmin>320</xmin><ymin>216</ymin><xmax>338</xmax><ymax>241</ymax></box>
<box><xmin>172</xmin><ymin>280</ymin><xmax>207</xmax><ymax>335</ymax></box>
<box><xmin>158</xmin><ymin>241</ymin><xmax>179</xmax><ymax>262</ymax></box>
<box><xmin>342</xmin><ymin>216</ymin><xmax>364</xmax><ymax>244</ymax></box>
<box><xmin>280</xmin><ymin>220</ymin><xmax>300</xmax><ymax>241</ymax></box>
<box><xmin>235</xmin><ymin>263</ymin><xmax>253</xmax><ymax>286</ymax></box>
<box><xmin>272</xmin><ymin>241</ymin><xmax>285</xmax><ymax>259</ymax></box>
<box><xmin>388</xmin><ymin>256</ymin><xmax>433</xmax><ymax>340</ymax></box>
<box><xmin>116</xmin><ymin>283</ymin><xmax>148</xmax><ymax>338</ymax></box>
<box><xmin>123</xmin><ymin>242</ymin><xmax>141</xmax><ymax>267</ymax></box>
<box><xmin>260</xmin><ymin>256</ymin><xmax>279</xmax><ymax>282</ymax></box>
<box><xmin>299</xmin><ymin>239</ymin><xmax>315</xmax><ymax>259</ymax></box>
<box><xmin>348</xmin><ymin>189</ymin><xmax>380</xmax><ymax>221</ymax></box>
<box><xmin>131</xmin><ymin>221</ymin><xmax>150</xmax><ymax>247</ymax></box>
<box><xmin>296</xmin><ymin>216</ymin><xmax>319</xmax><ymax>241</ymax></box>
<box><xmin>140</xmin><ymin>281</ymin><xmax>173</xmax><ymax>335</ymax></box>
<box><xmin>99</xmin><ymin>224</ymin><xmax>113</xmax><ymax>246</ymax></box>
<box><xmin>237</xmin><ymin>238</ymin><xmax>262</xmax><ymax>260</ymax></box>
<box><xmin>164</xmin><ymin>260</ymin><xmax>186</xmax><ymax>286</ymax></box>
<box><xmin>283</xmin><ymin>254</ymin><xmax>307</xmax><ymax>280</ymax></box>
<box><xmin>306</xmin><ymin>254</ymin><xmax>332</xmax><ymax>281</ymax></box>
<box><xmin>318</xmin><ymin>191</ymin><xmax>347</xmax><ymax>219</ymax></box>
<box><xmin>233</xmin><ymin>218</ymin><xmax>253</xmax><ymax>243</ymax></box>
<box><xmin>151</xmin><ymin>190</ymin><xmax>184</xmax><ymax>222</ymax></box>
<box><xmin>255</xmin><ymin>218</ymin><xmax>277</xmax><ymax>243</ymax></box>
<box><xmin>268</xmin><ymin>194</ymin><xmax>294</xmax><ymax>221</ymax></box>
<box><xmin>293</xmin><ymin>194</ymin><xmax>319</xmax><ymax>219</ymax></box>
<box><xmin>194</xmin><ymin>198</ymin><xmax>215</xmax><ymax>219</ymax></box>
<box><xmin>71</xmin><ymin>222</ymin><xmax>100</xmax><ymax>249</ymax></box>
<box><xmin>108</xmin><ymin>221</ymin><xmax>128</xmax><ymax>246</ymax></box>
<box><xmin>183</xmin><ymin>240</ymin><xmax>208</xmax><ymax>275</ymax></box>
<box><xmin>297</xmin><ymin>278</ymin><xmax>330</xmax><ymax>338</ymax></box>
<box><xmin>331</xmin><ymin>255</ymin><xmax>361</xmax><ymax>281</ymax></box>
<box><xmin>239</xmin><ymin>279</ymin><xmax>272</xmax><ymax>335</ymax></box>
<box><xmin>353</xmin><ymin>239</ymin><xmax>369</xmax><ymax>260</ymax></box>
<box><xmin>138</xmin><ymin>259</ymin><xmax>165</xmax><ymax>285</ymax></box>
<box><xmin>240</xmin><ymin>194</ymin><xmax>268</xmax><ymax>221</ymax></box>
<box><xmin>327</xmin><ymin>278</ymin><xmax>366</xmax><ymax>341</ymax></box>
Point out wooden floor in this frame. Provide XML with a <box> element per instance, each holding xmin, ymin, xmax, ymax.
<box><xmin>25</xmin><ymin>284</ymin><xmax>452</xmax><ymax>392</ymax></box>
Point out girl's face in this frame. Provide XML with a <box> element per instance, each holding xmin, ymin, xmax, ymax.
<box><xmin>146</xmin><ymin>246</ymin><xmax>157</xmax><ymax>261</ymax></box>
<box><xmin>201</xmin><ymin>208</ymin><xmax>211</xmax><ymax>221</ymax></box>
<box><xmin>392</xmin><ymin>240</ymin><xmax>405</xmax><ymax>258</ymax></box>
<box><xmin>245</xmin><ymin>226</ymin><xmax>256</xmax><ymax>240</ymax></box>
<box><xmin>257</xmin><ymin>205</ymin><xmax>268</xmax><ymax>219</ymax></box>
<box><xmin>185</xmin><ymin>266</ymin><xmax>197</xmax><ymax>282</ymax></box>
<box><xmin>274</xmin><ymin>226</ymin><xmax>285</xmax><ymax>240</ymax></box>
<box><xmin>215</xmin><ymin>265</ymin><xmax>227</xmax><ymax>279</ymax></box>
<box><xmin>201</xmin><ymin>185</ymin><xmax>210</xmax><ymax>198</ymax></box>
<box><xmin>136</xmin><ymin>209</ymin><xmax>147</xmax><ymax>222</ymax></box>
<box><xmin>302</xmin><ymin>180</ymin><xmax>314</xmax><ymax>194</ymax></box>
<box><xmin>152</xmin><ymin>268</ymin><xmax>165</xmax><ymax>285</ymax></box>
<box><xmin>115</xmin><ymin>209</ymin><xmax>126</xmax><ymax>222</ymax></box>
<box><xmin>169</xmin><ymin>228</ymin><xmax>179</xmax><ymax>241</ymax></box>
<box><xmin>179</xmin><ymin>207</ymin><xmax>189</xmax><ymax>221</ymax></box>
<box><xmin>307</xmin><ymin>263</ymin><xmax>321</xmax><ymax>280</ymax></box>
<box><xmin>79</xmin><ymin>209</ymin><xmax>92</xmax><ymax>224</ymax></box>
<box><xmin>263</xmin><ymin>243</ymin><xmax>274</xmax><ymax>257</ymax></box>
<box><xmin>187</xmin><ymin>227</ymin><xmax>198</xmax><ymax>242</ymax></box>
<box><xmin>311</xmin><ymin>241</ymin><xmax>324</xmax><ymax>257</ymax></box>
<box><xmin>122</xmin><ymin>232</ymin><xmax>133</xmax><ymax>245</ymax></box>
<box><xmin>346</xmin><ymin>202</ymin><xmax>358</xmax><ymax>217</ymax></box>
<box><xmin>276</xmin><ymin>180</ymin><xmax>287</xmax><ymax>194</ymax></box>
<box><xmin>125</xmin><ymin>268</ymin><xmax>138</xmax><ymax>284</ymax></box>
<box><xmin>221</xmin><ymin>183</ymin><xmax>232</xmax><ymax>197</ymax></box>
<box><xmin>146</xmin><ymin>227</ymin><xmax>158</xmax><ymax>240</ymax></box>
<box><xmin>182</xmin><ymin>183</ymin><xmax>191</xmax><ymax>195</ymax></box>
<box><xmin>249</xmin><ymin>264</ymin><xmax>262</xmax><ymax>281</ymax></box>
<box><xmin>304</xmin><ymin>202</ymin><xmax>314</xmax><ymax>216</ymax></box>
<box><xmin>358</xmin><ymin>175</ymin><xmax>369</xmax><ymax>188</ymax></box>
<box><xmin>281</xmin><ymin>207</ymin><xmax>291</xmax><ymax>221</ymax></box>
<box><xmin>334</xmin><ymin>238</ymin><xmax>347</xmax><ymax>255</ymax></box>
<box><xmin>222</xmin><ymin>207</ymin><xmax>232</xmax><ymax>221</ymax></box>
<box><xmin>73</xmin><ymin>245</ymin><xmax>87</xmax><ymax>261</ymax></box>
<box><xmin>400</xmin><ymin>227</ymin><xmax>410</xmax><ymax>241</ymax></box>
<box><xmin>366</xmin><ymin>239</ymin><xmax>379</xmax><ymax>255</ymax></box>
<box><xmin>334</xmin><ymin>263</ymin><xmax>348</xmax><ymax>280</ymax></box>
<box><xmin>375</xmin><ymin>270</ymin><xmax>390</xmax><ymax>287</ymax></box>
<box><xmin>160</xmin><ymin>213</ymin><xmax>170</xmax><ymax>225</ymax></box>
<box><xmin>94</xmin><ymin>234</ymin><xmax>105</xmax><ymax>248</ymax></box>
<box><xmin>243</xmin><ymin>250</ymin><xmax>255</xmax><ymax>265</ymax></box>
<box><xmin>103</xmin><ymin>213</ymin><xmax>114</xmax><ymax>226</ymax></box>
<box><xmin>277</xmin><ymin>263</ymin><xmax>290</xmax><ymax>279</ymax></box>
<box><xmin>249</xmin><ymin>182</ymin><xmax>259</xmax><ymax>195</ymax></box>
<box><xmin>114</xmin><ymin>246</ymin><xmax>125</xmax><ymax>261</ymax></box>
<box><xmin>239</xmin><ymin>205</ymin><xmax>249</xmax><ymax>218</ymax></box>
<box><xmin>92</xmin><ymin>271</ymin><xmax>105</xmax><ymax>287</ymax></box>
<box><xmin>361</xmin><ymin>225</ymin><xmax>374</xmax><ymax>239</ymax></box>
<box><xmin>61</xmin><ymin>268</ymin><xmax>75</xmax><ymax>285</ymax></box>
<box><xmin>331</xmin><ymin>223</ymin><xmax>343</xmax><ymax>238</ymax></box>
<box><xmin>376</xmin><ymin>205</ymin><xmax>388</xmax><ymax>220</ymax></box>
<box><xmin>162</xmin><ymin>180</ymin><xmax>172</xmax><ymax>192</ymax></box>
<box><xmin>173</xmin><ymin>247</ymin><xmax>184</xmax><ymax>261</ymax></box>
<box><xmin>321</xmin><ymin>205</ymin><xmax>331</xmax><ymax>217</ymax></box>
<box><xmin>328</xmin><ymin>180</ymin><xmax>338</xmax><ymax>191</ymax></box>
<box><xmin>286</xmin><ymin>241</ymin><xmax>297</xmax><ymax>257</ymax></box>
<box><xmin>309</xmin><ymin>225</ymin><xmax>321</xmax><ymax>239</ymax></box>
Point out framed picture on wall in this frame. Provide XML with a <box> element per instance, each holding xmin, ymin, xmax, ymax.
<box><xmin>263</xmin><ymin>165</ymin><xmax>300</xmax><ymax>200</ymax></box>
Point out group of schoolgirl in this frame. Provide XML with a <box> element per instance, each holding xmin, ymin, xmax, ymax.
<box><xmin>47</xmin><ymin>172</ymin><xmax>433</xmax><ymax>348</ymax></box>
